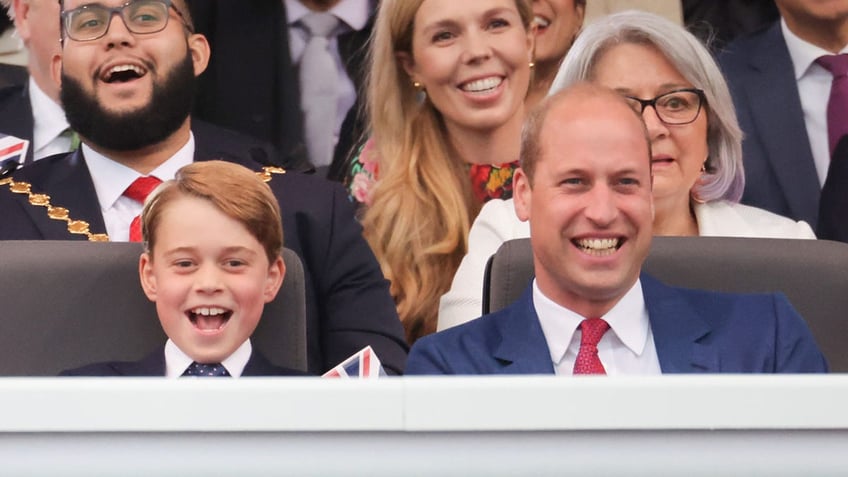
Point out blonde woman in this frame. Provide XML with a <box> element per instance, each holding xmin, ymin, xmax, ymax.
<box><xmin>346</xmin><ymin>0</ymin><xmax>534</xmax><ymax>342</ymax></box>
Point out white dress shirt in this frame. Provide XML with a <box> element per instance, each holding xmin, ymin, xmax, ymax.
<box><xmin>533</xmin><ymin>279</ymin><xmax>662</xmax><ymax>376</ymax></box>
<box><xmin>83</xmin><ymin>133</ymin><xmax>194</xmax><ymax>241</ymax></box>
<box><xmin>284</xmin><ymin>0</ymin><xmax>370</xmax><ymax>144</ymax></box>
<box><xmin>165</xmin><ymin>338</ymin><xmax>252</xmax><ymax>378</ymax></box>
<box><xmin>782</xmin><ymin>19</ymin><xmax>848</xmax><ymax>185</ymax></box>
<box><xmin>29</xmin><ymin>78</ymin><xmax>72</xmax><ymax>161</ymax></box>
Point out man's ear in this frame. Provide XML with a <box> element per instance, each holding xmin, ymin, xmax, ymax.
<box><xmin>263</xmin><ymin>256</ymin><xmax>286</xmax><ymax>303</ymax></box>
<box><xmin>513</xmin><ymin>167</ymin><xmax>532</xmax><ymax>222</ymax></box>
<box><xmin>12</xmin><ymin>0</ymin><xmax>32</xmax><ymax>42</ymax></box>
<box><xmin>187</xmin><ymin>33</ymin><xmax>211</xmax><ymax>77</ymax></box>
<box><xmin>50</xmin><ymin>53</ymin><xmax>63</xmax><ymax>91</ymax></box>
<box><xmin>139</xmin><ymin>252</ymin><xmax>158</xmax><ymax>302</ymax></box>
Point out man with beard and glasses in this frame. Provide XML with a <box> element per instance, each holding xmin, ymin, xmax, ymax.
<box><xmin>0</xmin><ymin>0</ymin><xmax>409</xmax><ymax>376</ymax></box>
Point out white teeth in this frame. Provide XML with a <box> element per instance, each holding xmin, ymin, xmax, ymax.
<box><xmin>576</xmin><ymin>238</ymin><xmax>620</xmax><ymax>256</ymax></box>
<box><xmin>533</xmin><ymin>15</ymin><xmax>550</xmax><ymax>28</ymax></box>
<box><xmin>107</xmin><ymin>64</ymin><xmax>146</xmax><ymax>77</ymax></box>
<box><xmin>192</xmin><ymin>307</ymin><xmax>226</xmax><ymax>316</ymax></box>
<box><xmin>461</xmin><ymin>77</ymin><xmax>503</xmax><ymax>93</ymax></box>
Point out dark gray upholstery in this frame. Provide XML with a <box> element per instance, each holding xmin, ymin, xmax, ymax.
<box><xmin>0</xmin><ymin>241</ymin><xmax>307</xmax><ymax>375</ymax></box>
<box><xmin>484</xmin><ymin>237</ymin><xmax>848</xmax><ymax>372</ymax></box>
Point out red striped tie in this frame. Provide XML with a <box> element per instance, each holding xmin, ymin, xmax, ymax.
<box><xmin>123</xmin><ymin>176</ymin><xmax>162</xmax><ymax>242</ymax></box>
<box><xmin>573</xmin><ymin>318</ymin><xmax>610</xmax><ymax>375</ymax></box>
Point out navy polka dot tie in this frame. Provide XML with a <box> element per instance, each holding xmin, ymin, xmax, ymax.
<box><xmin>573</xmin><ymin>318</ymin><xmax>610</xmax><ymax>375</ymax></box>
<box><xmin>182</xmin><ymin>362</ymin><xmax>231</xmax><ymax>377</ymax></box>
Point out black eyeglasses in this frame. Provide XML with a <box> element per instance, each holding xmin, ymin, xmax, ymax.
<box><xmin>60</xmin><ymin>0</ymin><xmax>193</xmax><ymax>43</ymax></box>
<box><xmin>623</xmin><ymin>88</ymin><xmax>706</xmax><ymax>125</ymax></box>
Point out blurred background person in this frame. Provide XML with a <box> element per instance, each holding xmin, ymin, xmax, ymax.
<box><xmin>347</xmin><ymin>0</ymin><xmax>534</xmax><ymax>342</ymax></box>
<box><xmin>719</xmin><ymin>0</ymin><xmax>848</xmax><ymax>232</ymax></box>
<box><xmin>0</xmin><ymin>0</ymin><xmax>74</xmax><ymax>163</ymax></box>
<box><xmin>525</xmin><ymin>0</ymin><xmax>585</xmax><ymax>109</ymax></box>
<box><xmin>438</xmin><ymin>10</ymin><xmax>814</xmax><ymax>330</ymax></box>
<box><xmin>188</xmin><ymin>0</ymin><xmax>375</xmax><ymax>174</ymax></box>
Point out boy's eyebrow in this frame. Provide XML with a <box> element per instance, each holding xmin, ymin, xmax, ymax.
<box><xmin>161</xmin><ymin>246</ymin><xmax>260</xmax><ymax>256</ymax></box>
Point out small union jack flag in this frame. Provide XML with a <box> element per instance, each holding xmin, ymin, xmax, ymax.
<box><xmin>0</xmin><ymin>133</ymin><xmax>29</xmax><ymax>172</ymax></box>
<box><xmin>322</xmin><ymin>346</ymin><xmax>386</xmax><ymax>379</ymax></box>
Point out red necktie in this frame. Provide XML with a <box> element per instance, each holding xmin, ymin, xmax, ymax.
<box><xmin>816</xmin><ymin>55</ymin><xmax>848</xmax><ymax>155</ymax></box>
<box><xmin>123</xmin><ymin>176</ymin><xmax>162</xmax><ymax>242</ymax></box>
<box><xmin>573</xmin><ymin>318</ymin><xmax>610</xmax><ymax>375</ymax></box>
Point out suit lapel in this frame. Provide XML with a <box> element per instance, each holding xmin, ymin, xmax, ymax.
<box><xmin>492</xmin><ymin>288</ymin><xmax>556</xmax><ymax>374</ymax></box>
<box><xmin>743</xmin><ymin>24</ymin><xmax>820</xmax><ymax>222</ymax></box>
<box><xmin>641</xmin><ymin>274</ymin><xmax>717</xmax><ymax>373</ymax></box>
<box><xmin>115</xmin><ymin>348</ymin><xmax>166</xmax><ymax>376</ymax></box>
<box><xmin>18</xmin><ymin>151</ymin><xmax>108</xmax><ymax>238</ymax></box>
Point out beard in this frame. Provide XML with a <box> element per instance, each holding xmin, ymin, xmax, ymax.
<box><xmin>60</xmin><ymin>51</ymin><xmax>196</xmax><ymax>152</ymax></box>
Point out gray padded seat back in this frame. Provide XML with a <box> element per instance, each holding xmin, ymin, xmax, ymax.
<box><xmin>484</xmin><ymin>237</ymin><xmax>848</xmax><ymax>372</ymax></box>
<box><xmin>0</xmin><ymin>241</ymin><xmax>307</xmax><ymax>375</ymax></box>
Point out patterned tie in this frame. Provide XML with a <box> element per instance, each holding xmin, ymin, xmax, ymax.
<box><xmin>123</xmin><ymin>176</ymin><xmax>162</xmax><ymax>242</ymax></box>
<box><xmin>573</xmin><ymin>318</ymin><xmax>610</xmax><ymax>375</ymax></box>
<box><xmin>299</xmin><ymin>12</ymin><xmax>340</xmax><ymax>168</ymax></box>
<box><xmin>816</xmin><ymin>55</ymin><xmax>848</xmax><ymax>155</ymax></box>
<box><xmin>182</xmin><ymin>362</ymin><xmax>231</xmax><ymax>377</ymax></box>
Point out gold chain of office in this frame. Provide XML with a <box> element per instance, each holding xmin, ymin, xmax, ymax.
<box><xmin>0</xmin><ymin>166</ymin><xmax>287</xmax><ymax>242</ymax></box>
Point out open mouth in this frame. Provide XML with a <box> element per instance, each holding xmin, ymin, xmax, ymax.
<box><xmin>651</xmin><ymin>156</ymin><xmax>674</xmax><ymax>166</ymax></box>
<box><xmin>101</xmin><ymin>64</ymin><xmax>148</xmax><ymax>84</ymax></box>
<box><xmin>460</xmin><ymin>76</ymin><xmax>504</xmax><ymax>94</ymax></box>
<box><xmin>573</xmin><ymin>238</ymin><xmax>622</xmax><ymax>257</ymax></box>
<box><xmin>187</xmin><ymin>306</ymin><xmax>232</xmax><ymax>332</ymax></box>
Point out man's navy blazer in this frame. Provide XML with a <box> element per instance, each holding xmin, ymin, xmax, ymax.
<box><xmin>406</xmin><ymin>274</ymin><xmax>828</xmax><ymax>375</ymax></box>
<box><xmin>188</xmin><ymin>0</ymin><xmax>373</xmax><ymax>176</ymax></box>
<box><xmin>60</xmin><ymin>347</ymin><xmax>307</xmax><ymax>376</ymax></box>
<box><xmin>719</xmin><ymin>22</ymin><xmax>822</xmax><ymax>228</ymax></box>
<box><xmin>0</xmin><ymin>121</ymin><xmax>409</xmax><ymax>375</ymax></box>
<box><xmin>0</xmin><ymin>82</ymin><xmax>35</xmax><ymax>164</ymax></box>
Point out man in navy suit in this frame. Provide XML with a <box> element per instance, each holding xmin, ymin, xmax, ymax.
<box><xmin>0</xmin><ymin>0</ymin><xmax>73</xmax><ymax>163</ymax></box>
<box><xmin>406</xmin><ymin>84</ymin><xmax>827</xmax><ymax>375</ymax></box>
<box><xmin>187</xmin><ymin>0</ymin><xmax>374</xmax><ymax>177</ymax></box>
<box><xmin>718</xmin><ymin>0</ymin><xmax>848</xmax><ymax>229</ymax></box>
<box><xmin>0</xmin><ymin>0</ymin><xmax>408</xmax><ymax>375</ymax></box>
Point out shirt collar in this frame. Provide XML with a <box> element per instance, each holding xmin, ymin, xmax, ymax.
<box><xmin>165</xmin><ymin>338</ymin><xmax>253</xmax><ymax>378</ymax></box>
<box><xmin>83</xmin><ymin>132</ymin><xmax>195</xmax><ymax>212</ymax></box>
<box><xmin>29</xmin><ymin>77</ymin><xmax>69</xmax><ymax>149</ymax></box>
<box><xmin>781</xmin><ymin>18</ymin><xmax>848</xmax><ymax>80</ymax></box>
<box><xmin>535</xmin><ymin>278</ymin><xmax>649</xmax><ymax>364</ymax></box>
<box><xmin>284</xmin><ymin>0</ymin><xmax>371</xmax><ymax>31</ymax></box>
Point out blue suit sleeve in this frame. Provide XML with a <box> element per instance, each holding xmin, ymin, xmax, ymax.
<box><xmin>773</xmin><ymin>294</ymin><xmax>829</xmax><ymax>373</ymax></box>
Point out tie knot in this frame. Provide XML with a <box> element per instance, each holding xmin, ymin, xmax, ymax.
<box><xmin>579</xmin><ymin>318</ymin><xmax>610</xmax><ymax>348</ymax></box>
<box><xmin>300</xmin><ymin>12</ymin><xmax>339</xmax><ymax>38</ymax></box>
<box><xmin>817</xmin><ymin>54</ymin><xmax>848</xmax><ymax>78</ymax></box>
<box><xmin>182</xmin><ymin>362</ymin><xmax>231</xmax><ymax>377</ymax></box>
<box><xmin>123</xmin><ymin>176</ymin><xmax>162</xmax><ymax>203</ymax></box>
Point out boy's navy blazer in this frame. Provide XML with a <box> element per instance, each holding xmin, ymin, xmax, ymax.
<box><xmin>60</xmin><ymin>347</ymin><xmax>307</xmax><ymax>377</ymax></box>
<box><xmin>0</xmin><ymin>121</ymin><xmax>409</xmax><ymax>375</ymax></box>
<box><xmin>719</xmin><ymin>22</ymin><xmax>821</xmax><ymax>228</ymax></box>
<box><xmin>405</xmin><ymin>274</ymin><xmax>828</xmax><ymax>375</ymax></box>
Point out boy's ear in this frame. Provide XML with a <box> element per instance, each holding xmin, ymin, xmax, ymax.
<box><xmin>50</xmin><ymin>53</ymin><xmax>63</xmax><ymax>91</ymax></box>
<box><xmin>139</xmin><ymin>252</ymin><xmax>158</xmax><ymax>302</ymax></box>
<box><xmin>263</xmin><ymin>256</ymin><xmax>286</xmax><ymax>303</ymax></box>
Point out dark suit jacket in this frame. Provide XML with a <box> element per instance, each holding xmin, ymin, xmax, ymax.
<box><xmin>818</xmin><ymin>135</ymin><xmax>848</xmax><ymax>242</ymax></box>
<box><xmin>406</xmin><ymin>274</ymin><xmax>828</xmax><ymax>374</ymax></box>
<box><xmin>188</xmin><ymin>0</ymin><xmax>372</xmax><ymax>177</ymax></box>
<box><xmin>719</xmin><ymin>22</ymin><xmax>822</xmax><ymax>228</ymax></box>
<box><xmin>0</xmin><ymin>121</ymin><xmax>409</xmax><ymax>375</ymax></box>
<box><xmin>0</xmin><ymin>64</ymin><xmax>28</xmax><ymax>90</ymax></box>
<box><xmin>0</xmin><ymin>82</ymin><xmax>35</xmax><ymax>164</ymax></box>
<box><xmin>60</xmin><ymin>346</ymin><xmax>307</xmax><ymax>376</ymax></box>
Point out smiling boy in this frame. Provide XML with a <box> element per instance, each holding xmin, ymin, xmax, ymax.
<box><xmin>63</xmin><ymin>161</ymin><xmax>306</xmax><ymax>377</ymax></box>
